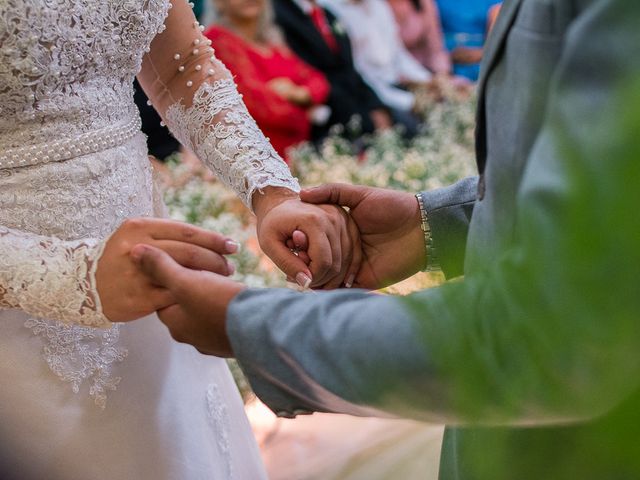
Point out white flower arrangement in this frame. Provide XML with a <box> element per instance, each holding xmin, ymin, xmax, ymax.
<box><xmin>291</xmin><ymin>85</ymin><xmax>477</xmax><ymax>192</ymax></box>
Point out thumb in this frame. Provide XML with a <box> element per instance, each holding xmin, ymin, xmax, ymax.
<box><xmin>131</xmin><ymin>244</ymin><xmax>184</xmax><ymax>290</ymax></box>
<box><xmin>300</xmin><ymin>183</ymin><xmax>366</xmax><ymax>209</ymax></box>
<box><xmin>263</xmin><ymin>235</ymin><xmax>313</xmax><ymax>288</ymax></box>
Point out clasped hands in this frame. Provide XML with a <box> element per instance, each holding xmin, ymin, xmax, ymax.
<box><xmin>96</xmin><ymin>186</ymin><xmax>361</xmax><ymax>322</ymax></box>
<box><xmin>109</xmin><ymin>184</ymin><xmax>427</xmax><ymax>357</ymax></box>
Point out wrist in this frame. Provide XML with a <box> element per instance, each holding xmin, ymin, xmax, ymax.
<box><xmin>221</xmin><ymin>282</ymin><xmax>248</xmax><ymax>317</ymax></box>
<box><xmin>252</xmin><ymin>186</ymin><xmax>299</xmax><ymax>218</ymax></box>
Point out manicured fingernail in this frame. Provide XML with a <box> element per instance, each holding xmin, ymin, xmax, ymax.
<box><xmin>225</xmin><ymin>240</ymin><xmax>241</xmax><ymax>253</ymax></box>
<box><xmin>345</xmin><ymin>274</ymin><xmax>356</xmax><ymax>288</ymax></box>
<box><xmin>295</xmin><ymin>272</ymin><xmax>312</xmax><ymax>289</ymax></box>
<box><xmin>227</xmin><ymin>262</ymin><xmax>236</xmax><ymax>276</ymax></box>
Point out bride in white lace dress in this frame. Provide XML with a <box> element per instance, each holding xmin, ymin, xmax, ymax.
<box><xmin>0</xmin><ymin>0</ymin><xmax>356</xmax><ymax>478</ymax></box>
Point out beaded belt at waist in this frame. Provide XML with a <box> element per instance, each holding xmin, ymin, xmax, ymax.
<box><xmin>0</xmin><ymin>115</ymin><xmax>142</xmax><ymax>170</ymax></box>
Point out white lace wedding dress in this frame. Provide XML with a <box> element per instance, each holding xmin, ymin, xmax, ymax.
<box><xmin>0</xmin><ymin>1</ymin><xmax>299</xmax><ymax>478</ymax></box>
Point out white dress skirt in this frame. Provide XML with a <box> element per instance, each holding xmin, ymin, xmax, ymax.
<box><xmin>0</xmin><ymin>134</ymin><xmax>267</xmax><ymax>480</ymax></box>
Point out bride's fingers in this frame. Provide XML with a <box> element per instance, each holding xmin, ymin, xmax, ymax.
<box><xmin>153</xmin><ymin>240</ymin><xmax>234</xmax><ymax>276</ymax></box>
<box><xmin>263</xmin><ymin>234</ymin><xmax>314</xmax><ymax>288</ymax></box>
<box><xmin>123</xmin><ymin>217</ymin><xmax>239</xmax><ymax>254</ymax></box>
<box><xmin>321</xmin><ymin>214</ymin><xmax>354</xmax><ymax>290</ymax></box>
<box><xmin>307</xmin><ymin>230</ymin><xmax>338</xmax><ymax>287</ymax></box>
<box><xmin>312</xmin><ymin>208</ymin><xmax>349</xmax><ymax>287</ymax></box>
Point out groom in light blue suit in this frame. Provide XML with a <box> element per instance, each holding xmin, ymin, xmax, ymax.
<box><xmin>134</xmin><ymin>1</ymin><xmax>640</xmax><ymax>478</ymax></box>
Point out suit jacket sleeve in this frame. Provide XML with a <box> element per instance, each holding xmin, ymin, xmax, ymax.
<box><xmin>421</xmin><ymin>177</ymin><xmax>477</xmax><ymax>278</ymax></box>
<box><xmin>227</xmin><ymin>0</ymin><xmax>640</xmax><ymax>425</ymax></box>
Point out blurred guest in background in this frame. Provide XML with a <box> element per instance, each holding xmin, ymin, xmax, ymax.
<box><xmin>387</xmin><ymin>0</ymin><xmax>451</xmax><ymax>76</ymax></box>
<box><xmin>322</xmin><ymin>0</ymin><xmax>432</xmax><ymax>135</ymax></box>
<box><xmin>435</xmin><ymin>0</ymin><xmax>501</xmax><ymax>81</ymax></box>
<box><xmin>206</xmin><ymin>0</ymin><xmax>331</xmax><ymax>161</ymax></box>
<box><xmin>272</xmin><ymin>0</ymin><xmax>393</xmax><ymax>140</ymax></box>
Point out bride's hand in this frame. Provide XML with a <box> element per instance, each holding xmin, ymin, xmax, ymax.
<box><xmin>253</xmin><ymin>187</ymin><xmax>362</xmax><ymax>289</ymax></box>
<box><xmin>96</xmin><ymin>218</ymin><xmax>239</xmax><ymax>322</ymax></box>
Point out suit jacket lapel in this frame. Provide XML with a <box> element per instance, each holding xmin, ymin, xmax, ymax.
<box><xmin>475</xmin><ymin>0</ymin><xmax>523</xmax><ymax>173</ymax></box>
<box><xmin>477</xmin><ymin>0</ymin><xmax>523</xmax><ymax>94</ymax></box>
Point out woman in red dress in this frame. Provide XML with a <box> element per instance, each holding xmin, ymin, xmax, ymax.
<box><xmin>206</xmin><ymin>0</ymin><xmax>330</xmax><ymax>162</ymax></box>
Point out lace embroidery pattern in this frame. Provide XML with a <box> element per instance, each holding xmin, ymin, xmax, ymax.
<box><xmin>206</xmin><ymin>383</ymin><xmax>233</xmax><ymax>478</ymax></box>
<box><xmin>165</xmin><ymin>80</ymin><xmax>300</xmax><ymax>209</ymax></box>
<box><xmin>0</xmin><ymin>136</ymin><xmax>155</xmax><ymax>406</ymax></box>
<box><xmin>0</xmin><ymin>0</ymin><xmax>298</xmax><ymax>411</ymax></box>
<box><xmin>0</xmin><ymin>0</ymin><xmax>169</xmax><ymax>149</ymax></box>
<box><xmin>0</xmin><ymin>0</ymin><xmax>168</xmax><ymax>406</ymax></box>
<box><xmin>24</xmin><ymin>318</ymin><xmax>128</xmax><ymax>409</ymax></box>
<box><xmin>0</xmin><ymin>228</ymin><xmax>109</xmax><ymax>328</ymax></box>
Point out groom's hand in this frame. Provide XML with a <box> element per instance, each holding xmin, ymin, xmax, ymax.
<box><xmin>130</xmin><ymin>244</ymin><xmax>245</xmax><ymax>357</ymax></box>
<box><xmin>301</xmin><ymin>184</ymin><xmax>426</xmax><ymax>290</ymax></box>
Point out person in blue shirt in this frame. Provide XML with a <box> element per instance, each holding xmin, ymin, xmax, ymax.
<box><xmin>435</xmin><ymin>0</ymin><xmax>501</xmax><ymax>81</ymax></box>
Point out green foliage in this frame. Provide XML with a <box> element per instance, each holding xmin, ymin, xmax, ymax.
<box><xmin>404</xmin><ymin>80</ymin><xmax>640</xmax><ymax>479</ymax></box>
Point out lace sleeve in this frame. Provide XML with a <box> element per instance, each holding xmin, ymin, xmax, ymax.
<box><xmin>137</xmin><ymin>0</ymin><xmax>300</xmax><ymax>209</ymax></box>
<box><xmin>0</xmin><ymin>226</ymin><xmax>110</xmax><ymax>328</ymax></box>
